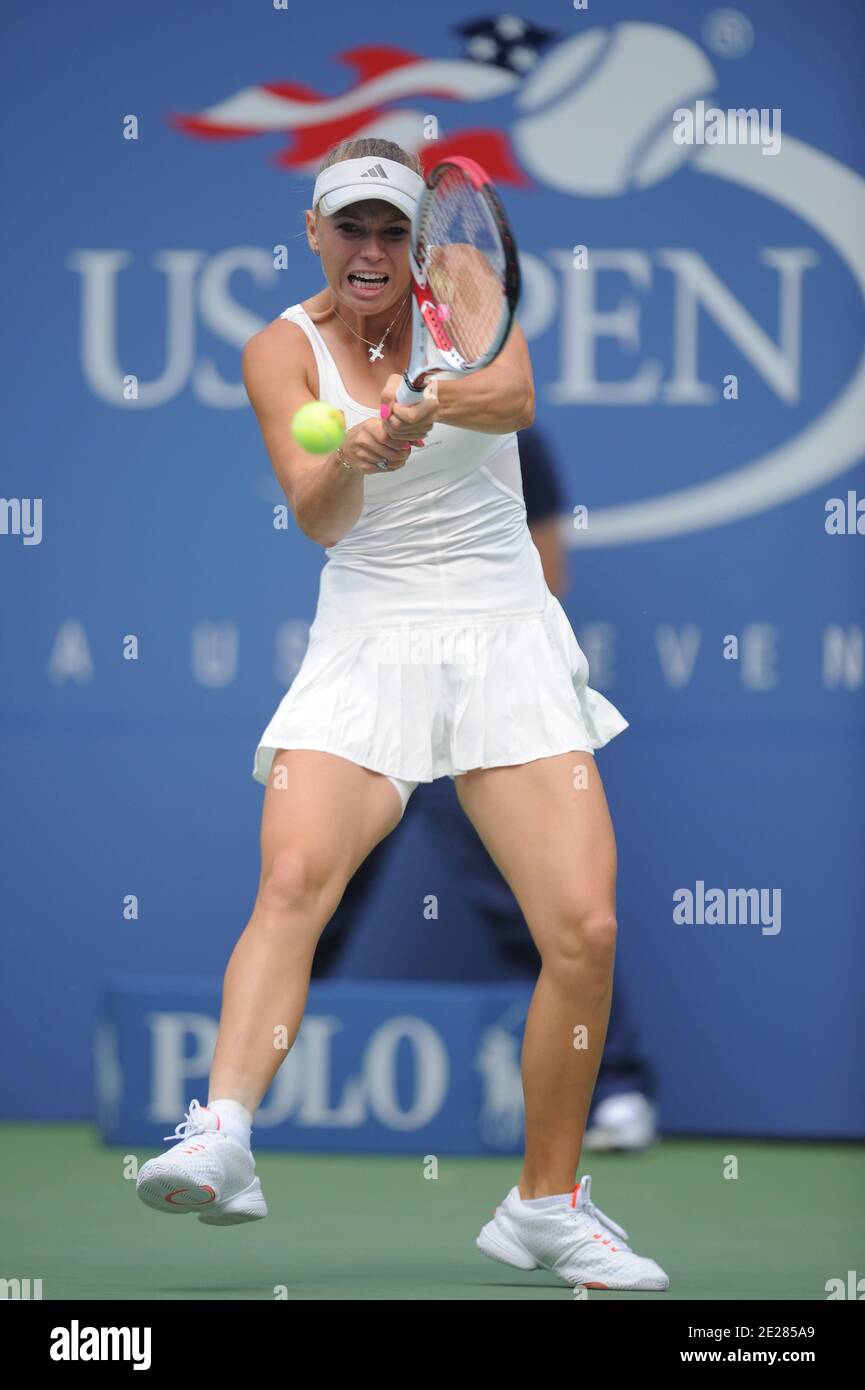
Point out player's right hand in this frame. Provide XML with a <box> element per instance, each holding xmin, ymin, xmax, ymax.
<box><xmin>337</xmin><ymin>419</ymin><xmax>414</xmax><ymax>473</ymax></box>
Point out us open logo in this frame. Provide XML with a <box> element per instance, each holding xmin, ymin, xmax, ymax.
<box><xmin>72</xmin><ymin>18</ymin><xmax>865</xmax><ymax>545</ymax></box>
<box><xmin>508</xmin><ymin>22</ymin><xmax>865</xmax><ymax>544</ymax></box>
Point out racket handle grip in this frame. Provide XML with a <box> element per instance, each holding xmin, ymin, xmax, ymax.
<box><xmin>396</xmin><ymin>374</ymin><xmax>426</xmax><ymax>405</ymax></box>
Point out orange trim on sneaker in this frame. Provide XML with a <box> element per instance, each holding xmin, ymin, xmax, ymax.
<box><xmin>590</xmin><ymin>1233</ymin><xmax>619</xmax><ymax>1251</ymax></box>
<box><xmin>165</xmin><ymin>1185</ymin><xmax>216</xmax><ymax>1206</ymax></box>
<box><xmin>570</xmin><ymin>1183</ymin><xmax>580</xmax><ymax>1208</ymax></box>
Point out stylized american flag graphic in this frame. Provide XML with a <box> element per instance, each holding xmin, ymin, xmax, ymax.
<box><xmin>168</xmin><ymin>16</ymin><xmax>558</xmax><ymax>184</ymax></box>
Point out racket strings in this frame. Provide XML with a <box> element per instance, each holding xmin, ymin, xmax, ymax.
<box><xmin>420</xmin><ymin>171</ymin><xmax>507</xmax><ymax>366</ymax></box>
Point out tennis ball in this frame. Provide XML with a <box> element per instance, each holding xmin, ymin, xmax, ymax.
<box><xmin>291</xmin><ymin>401</ymin><xmax>346</xmax><ymax>454</ymax></box>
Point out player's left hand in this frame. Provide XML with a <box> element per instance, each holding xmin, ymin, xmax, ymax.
<box><xmin>379</xmin><ymin>374</ymin><xmax>439</xmax><ymax>447</ymax></box>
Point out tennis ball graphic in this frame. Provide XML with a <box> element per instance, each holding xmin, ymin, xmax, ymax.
<box><xmin>291</xmin><ymin>401</ymin><xmax>346</xmax><ymax>454</ymax></box>
<box><xmin>512</xmin><ymin>22</ymin><xmax>717</xmax><ymax>196</ymax></box>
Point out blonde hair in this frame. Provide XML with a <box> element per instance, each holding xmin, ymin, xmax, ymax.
<box><xmin>316</xmin><ymin>137</ymin><xmax>422</xmax><ymax>178</ymax></box>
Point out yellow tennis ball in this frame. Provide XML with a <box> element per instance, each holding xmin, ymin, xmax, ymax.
<box><xmin>291</xmin><ymin>401</ymin><xmax>346</xmax><ymax>454</ymax></box>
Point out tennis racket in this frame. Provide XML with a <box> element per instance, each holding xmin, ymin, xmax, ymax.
<box><xmin>395</xmin><ymin>156</ymin><xmax>521</xmax><ymax>405</ymax></box>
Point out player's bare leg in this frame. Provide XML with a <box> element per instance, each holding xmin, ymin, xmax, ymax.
<box><xmin>454</xmin><ymin>751</ymin><xmax>616</xmax><ymax>1199</ymax></box>
<box><xmin>208</xmin><ymin>749</ymin><xmax>406</xmax><ymax>1111</ymax></box>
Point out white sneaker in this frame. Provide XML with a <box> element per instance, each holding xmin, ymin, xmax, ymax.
<box><xmin>136</xmin><ymin>1099</ymin><xmax>267</xmax><ymax>1226</ymax></box>
<box><xmin>477</xmin><ymin>1174</ymin><xmax>669</xmax><ymax>1290</ymax></box>
<box><xmin>583</xmin><ymin>1092</ymin><xmax>659</xmax><ymax>1153</ymax></box>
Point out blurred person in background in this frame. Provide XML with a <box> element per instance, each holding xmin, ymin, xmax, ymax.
<box><xmin>311</xmin><ymin>424</ymin><xmax>659</xmax><ymax>1154</ymax></box>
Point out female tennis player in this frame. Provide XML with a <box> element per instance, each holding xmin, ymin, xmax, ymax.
<box><xmin>136</xmin><ymin>138</ymin><xmax>668</xmax><ymax>1292</ymax></box>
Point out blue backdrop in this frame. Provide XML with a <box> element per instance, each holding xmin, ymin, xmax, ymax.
<box><xmin>2</xmin><ymin>0</ymin><xmax>863</xmax><ymax>1136</ymax></box>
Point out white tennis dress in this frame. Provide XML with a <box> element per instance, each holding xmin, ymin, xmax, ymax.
<box><xmin>252</xmin><ymin>303</ymin><xmax>628</xmax><ymax>814</ymax></box>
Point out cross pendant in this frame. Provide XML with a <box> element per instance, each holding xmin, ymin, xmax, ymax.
<box><xmin>368</xmin><ymin>342</ymin><xmax>384</xmax><ymax>362</ymax></box>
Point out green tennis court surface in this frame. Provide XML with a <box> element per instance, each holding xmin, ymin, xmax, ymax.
<box><xmin>2</xmin><ymin>1125</ymin><xmax>862</xmax><ymax>1300</ymax></box>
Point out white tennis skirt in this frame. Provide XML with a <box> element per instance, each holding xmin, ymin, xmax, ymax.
<box><xmin>252</xmin><ymin>586</ymin><xmax>628</xmax><ymax>786</ymax></box>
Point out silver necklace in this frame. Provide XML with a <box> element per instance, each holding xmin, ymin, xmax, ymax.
<box><xmin>331</xmin><ymin>292</ymin><xmax>410</xmax><ymax>362</ymax></box>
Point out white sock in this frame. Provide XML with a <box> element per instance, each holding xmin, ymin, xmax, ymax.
<box><xmin>521</xmin><ymin>1191</ymin><xmax>572</xmax><ymax>1208</ymax></box>
<box><xmin>207</xmin><ymin>1098</ymin><xmax>253</xmax><ymax>1149</ymax></box>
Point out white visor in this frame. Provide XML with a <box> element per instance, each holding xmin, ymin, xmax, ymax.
<box><xmin>312</xmin><ymin>156</ymin><xmax>425</xmax><ymax>221</ymax></box>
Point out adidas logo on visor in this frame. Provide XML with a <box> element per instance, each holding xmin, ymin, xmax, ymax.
<box><xmin>360</xmin><ymin>164</ymin><xmax>389</xmax><ymax>178</ymax></box>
